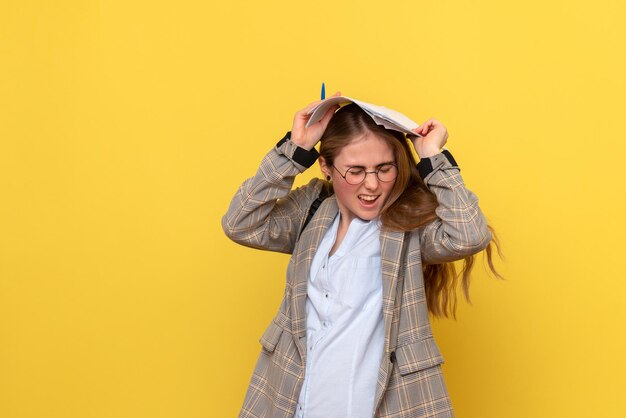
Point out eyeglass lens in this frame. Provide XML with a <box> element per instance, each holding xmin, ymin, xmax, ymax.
<box><xmin>344</xmin><ymin>164</ymin><xmax>397</xmax><ymax>185</ymax></box>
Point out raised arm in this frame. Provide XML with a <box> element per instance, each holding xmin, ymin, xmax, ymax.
<box><xmin>221</xmin><ymin>94</ymin><xmax>341</xmax><ymax>254</ymax></box>
<box><xmin>410</xmin><ymin>119</ymin><xmax>492</xmax><ymax>264</ymax></box>
<box><xmin>221</xmin><ymin>135</ymin><xmax>325</xmax><ymax>253</ymax></box>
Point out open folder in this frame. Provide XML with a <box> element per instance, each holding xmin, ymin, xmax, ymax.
<box><xmin>306</xmin><ymin>96</ymin><xmax>422</xmax><ymax>137</ymax></box>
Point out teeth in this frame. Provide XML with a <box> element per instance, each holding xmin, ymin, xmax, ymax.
<box><xmin>359</xmin><ymin>195</ymin><xmax>377</xmax><ymax>202</ymax></box>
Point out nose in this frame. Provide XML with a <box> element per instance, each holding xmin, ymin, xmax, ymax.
<box><xmin>363</xmin><ymin>172</ymin><xmax>380</xmax><ymax>190</ymax></box>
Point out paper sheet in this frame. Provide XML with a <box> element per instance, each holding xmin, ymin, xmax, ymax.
<box><xmin>306</xmin><ymin>96</ymin><xmax>422</xmax><ymax>137</ymax></box>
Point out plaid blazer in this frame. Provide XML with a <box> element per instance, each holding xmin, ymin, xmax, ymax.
<box><xmin>222</xmin><ymin>137</ymin><xmax>492</xmax><ymax>418</ymax></box>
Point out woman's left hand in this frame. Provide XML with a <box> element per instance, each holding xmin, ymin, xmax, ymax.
<box><xmin>410</xmin><ymin>118</ymin><xmax>449</xmax><ymax>158</ymax></box>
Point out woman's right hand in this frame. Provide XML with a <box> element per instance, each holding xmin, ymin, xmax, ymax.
<box><xmin>290</xmin><ymin>91</ymin><xmax>341</xmax><ymax>150</ymax></box>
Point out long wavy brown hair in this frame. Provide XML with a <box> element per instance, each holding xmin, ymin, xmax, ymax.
<box><xmin>319</xmin><ymin>104</ymin><xmax>504</xmax><ymax>319</ymax></box>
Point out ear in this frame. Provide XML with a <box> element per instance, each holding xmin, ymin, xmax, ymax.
<box><xmin>318</xmin><ymin>156</ymin><xmax>331</xmax><ymax>178</ymax></box>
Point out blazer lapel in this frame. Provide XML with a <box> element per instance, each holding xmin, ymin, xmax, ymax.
<box><xmin>372</xmin><ymin>227</ymin><xmax>406</xmax><ymax>411</ymax></box>
<box><xmin>379</xmin><ymin>228</ymin><xmax>406</xmax><ymax>354</ymax></box>
<box><xmin>291</xmin><ymin>196</ymin><xmax>338</xmax><ymax>342</ymax></box>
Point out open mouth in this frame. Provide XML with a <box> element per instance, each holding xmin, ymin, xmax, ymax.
<box><xmin>358</xmin><ymin>195</ymin><xmax>380</xmax><ymax>205</ymax></box>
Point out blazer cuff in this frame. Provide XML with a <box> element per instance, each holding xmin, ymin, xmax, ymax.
<box><xmin>276</xmin><ymin>131</ymin><xmax>319</xmax><ymax>169</ymax></box>
<box><xmin>416</xmin><ymin>149</ymin><xmax>459</xmax><ymax>180</ymax></box>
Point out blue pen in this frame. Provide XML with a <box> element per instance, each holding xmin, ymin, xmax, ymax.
<box><xmin>321</xmin><ymin>82</ymin><xmax>325</xmax><ymax>100</ymax></box>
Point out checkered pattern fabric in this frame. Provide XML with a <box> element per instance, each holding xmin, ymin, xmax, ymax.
<box><xmin>222</xmin><ymin>138</ymin><xmax>492</xmax><ymax>417</ymax></box>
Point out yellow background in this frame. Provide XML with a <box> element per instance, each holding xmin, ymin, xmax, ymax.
<box><xmin>1</xmin><ymin>0</ymin><xmax>625</xmax><ymax>417</ymax></box>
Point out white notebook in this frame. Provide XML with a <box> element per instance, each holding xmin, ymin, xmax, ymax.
<box><xmin>306</xmin><ymin>96</ymin><xmax>422</xmax><ymax>137</ymax></box>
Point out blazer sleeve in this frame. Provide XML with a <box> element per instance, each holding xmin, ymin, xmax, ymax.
<box><xmin>417</xmin><ymin>151</ymin><xmax>492</xmax><ymax>265</ymax></box>
<box><xmin>221</xmin><ymin>137</ymin><xmax>324</xmax><ymax>255</ymax></box>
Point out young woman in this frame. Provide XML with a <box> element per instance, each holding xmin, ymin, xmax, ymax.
<box><xmin>222</xmin><ymin>93</ymin><xmax>502</xmax><ymax>418</ymax></box>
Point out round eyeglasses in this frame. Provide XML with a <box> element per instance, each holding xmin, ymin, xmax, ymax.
<box><xmin>332</xmin><ymin>163</ymin><xmax>398</xmax><ymax>185</ymax></box>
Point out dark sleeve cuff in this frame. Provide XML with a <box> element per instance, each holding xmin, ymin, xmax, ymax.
<box><xmin>416</xmin><ymin>149</ymin><xmax>459</xmax><ymax>180</ymax></box>
<box><xmin>276</xmin><ymin>131</ymin><xmax>320</xmax><ymax>168</ymax></box>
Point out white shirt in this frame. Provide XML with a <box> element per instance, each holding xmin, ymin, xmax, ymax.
<box><xmin>293</xmin><ymin>214</ymin><xmax>385</xmax><ymax>418</ymax></box>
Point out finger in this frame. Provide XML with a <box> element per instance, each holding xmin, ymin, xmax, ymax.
<box><xmin>303</xmin><ymin>92</ymin><xmax>342</xmax><ymax>117</ymax></box>
<box><xmin>307</xmin><ymin>91</ymin><xmax>340</xmax><ymax>109</ymax></box>
<box><xmin>423</xmin><ymin>120</ymin><xmax>436</xmax><ymax>132</ymax></box>
<box><xmin>428</xmin><ymin>119</ymin><xmax>444</xmax><ymax>131</ymax></box>
<box><xmin>291</xmin><ymin>114</ymin><xmax>307</xmax><ymax>132</ymax></box>
<box><xmin>303</xmin><ymin>100</ymin><xmax>324</xmax><ymax>113</ymax></box>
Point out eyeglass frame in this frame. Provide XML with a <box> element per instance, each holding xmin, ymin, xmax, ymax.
<box><xmin>331</xmin><ymin>163</ymin><xmax>398</xmax><ymax>185</ymax></box>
